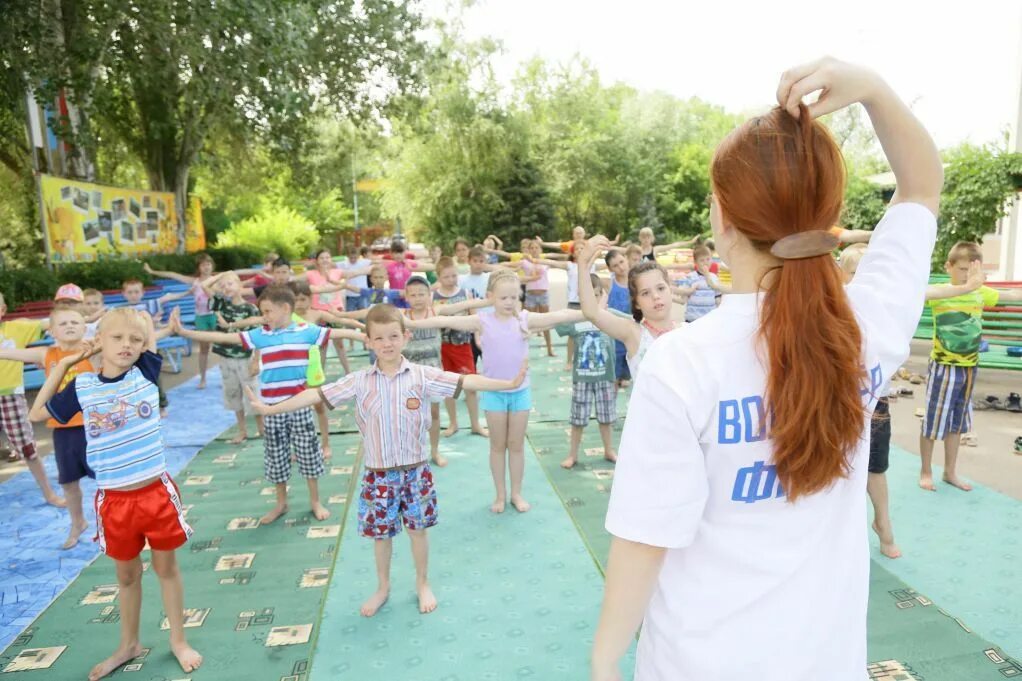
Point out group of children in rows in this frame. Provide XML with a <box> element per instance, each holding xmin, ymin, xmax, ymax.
<box><xmin>0</xmin><ymin>211</ymin><xmax>1012</xmax><ymax>678</ymax></box>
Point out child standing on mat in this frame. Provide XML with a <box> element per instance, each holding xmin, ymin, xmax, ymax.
<box><xmin>30</xmin><ymin>308</ymin><xmax>202</xmax><ymax>680</ymax></box>
<box><xmin>840</xmin><ymin>244</ymin><xmax>901</xmax><ymax>559</ymax></box>
<box><xmin>0</xmin><ymin>290</ymin><xmax>64</xmax><ymax>507</ymax></box>
<box><xmin>172</xmin><ymin>286</ymin><xmax>363</xmax><ymax>524</ymax></box>
<box><xmin>207</xmin><ymin>271</ymin><xmax>264</xmax><ymax>444</ymax></box>
<box><xmin>0</xmin><ymin>301</ymin><xmax>94</xmax><ymax>546</ymax></box>
<box><xmin>556</xmin><ymin>274</ymin><xmax>620</xmax><ymax>468</ymax></box>
<box><xmin>408</xmin><ymin>270</ymin><xmax>583</xmax><ymax>513</ymax></box>
<box><xmin>246</xmin><ymin>304</ymin><xmax>526</xmax><ymax>617</ymax></box>
<box><xmin>919</xmin><ymin>241</ymin><xmax>1022</xmax><ymax>492</ymax></box>
<box><xmin>432</xmin><ymin>256</ymin><xmax>488</xmax><ymax>437</ymax></box>
<box><xmin>401</xmin><ymin>276</ymin><xmax>490</xmax><ymax>467</ymax></box>
<box><xmin>604</xmin><ymin>248</ymin><xmax>633</xmax><ymax>388</ymax></box>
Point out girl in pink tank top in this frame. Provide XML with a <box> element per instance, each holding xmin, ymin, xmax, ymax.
<box><xmin>405</xmin><ymin>270</ymin><xmax>584</xmax><ymax>514</ymax></box>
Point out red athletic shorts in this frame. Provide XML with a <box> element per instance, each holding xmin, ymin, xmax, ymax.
<box><xmin>440</xmin><ymin>342</ymin><xmax>476</xmax><ymax>375</ymax></box>
<box><xmin>95</xmin><ymin>473</ymin><xmax>193</xmax><ymax>561</ymax></box>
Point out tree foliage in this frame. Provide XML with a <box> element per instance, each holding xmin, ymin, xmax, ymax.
<box><xmin>936</xmin><ymin>144</ymin><xmax>1022</xmax><ymax>268</ymax></box>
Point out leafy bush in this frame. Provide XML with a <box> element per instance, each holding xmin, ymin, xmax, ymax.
<box><xmin>216</xmin><ymin>204</ymin><xmax>320</xmax><ymax>259</ymax></box>
<box><xmin>0</xmin><ymin>245</ymin><xmax>264</xmax><ymax>308</ymax></box>
<box><xmin>841</xmin><ymin>174</ymin><xmax>887</xmax><ymax>232</ymax></box>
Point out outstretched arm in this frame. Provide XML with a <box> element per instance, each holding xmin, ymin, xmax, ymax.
<box><xmin>143</xmin><ymin>262</ymin><xmax>196</xmax><ymax>286</ymax></box>
<box><xmin>653</xmin><ymin>236</ymin><xmax>699</xmax><ymax>254</ymax></box>
<box><xmin>245</xmin><ymin>385</ymin><xmax>324</xmax><ymax>417</ymax></box>
<box><xmin>925</xmin><ymin>262</ymin><xmax>984</xmax><ymax>301</ymax></box>
<box><xmin>529</xmin><ymin>256</ymin><xmax>569</xmax><ymax>270</ymax></box>
<box><xmin>994</xmin><ymin>288</ymin><xmax>1022</xmax><ymax>303</ymax></box>
<box><xmin>526</xmin><ymin>309</ymin><xmax>585</xmax><ymax>332</ymax></box>
<box><xmin>577</xmin><ymin>237</ymin><xmax>640</xmax><ymax>351</ymax></box>
<box><xmin>327</xmin><ymin>328</ymin><xmax>366</xmax><ymax>342</ymax></box>
<box><xmin>437</xmin><ymin>298</ymin><xmax>490</xmax><ymax>315</ymax></box>
<box><xmin>0</xmin><ymin>347</ymin><xmax>47</xmax><ymax>365</ymax></box>
<box><xmin>199</xmin><ymin>271</ymin><xmax>230</xmax><ymax>296</ymax></box>
<box><xmin>172</xmin><ymin>314</ymin><xmax>243</xmax><ymax>345</ymax></box>
<box><xmin>405</xmin><ymin>314</ymin><xmax>482</xmax><ymax>333</ymax></box>
<box><xmin>834</xmin><ymin>228</ymin><xmax>873</xmax><ymax>245</ymax></box>
<box><xmin>461</xmin><ymin>361</ymin><xmax>528</xmax><ymax>393</ymax></box>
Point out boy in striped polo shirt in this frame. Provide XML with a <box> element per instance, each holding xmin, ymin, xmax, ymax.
<box><xmin>244</xmin><ymin>304</ymin><xmax>526</xmax><ymax>618</ymax></box>
<box><xmin>173</xmin><ymin>286</ymin><xmax>363</xmax><ymax>524</ymax></box>
<box><xmin>30</xmin><ymin>308</ymin><xmax>203</xmax><ymax>680</ymax></box>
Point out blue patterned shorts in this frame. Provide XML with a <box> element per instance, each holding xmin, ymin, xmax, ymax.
<box><xmin>358</xmin><ymin>463</ymin><xmax>438</xmax><ymax>539</ymax></box>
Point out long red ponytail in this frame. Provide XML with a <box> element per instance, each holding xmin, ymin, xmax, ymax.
<box><xmin>711</xmin><ymin>103</ymin><xmax>865</xmax><ymax>501</ymax></box>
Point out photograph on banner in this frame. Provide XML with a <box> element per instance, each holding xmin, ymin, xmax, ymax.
<box><xmin>39</xmin><ymin>174</ymin><xmax>205</xmax><ymax>263</ymax></box>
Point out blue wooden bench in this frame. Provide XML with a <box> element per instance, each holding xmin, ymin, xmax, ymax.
<box><xmin>20</xmin><ymin>281</ymin><xmax>199</xmax><ymax>386</ymax></box>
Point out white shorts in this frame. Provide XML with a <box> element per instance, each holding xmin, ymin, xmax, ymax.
<box><xmin>220</xmin><ymin>356</ymin><xmax>259</xmax><ymax>413</ymax></box>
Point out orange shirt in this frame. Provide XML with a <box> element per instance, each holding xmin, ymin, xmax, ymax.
<box><xmin>44</xmin><ymin>346</ymin><xmax>97</xmax><ymax>428</ymax></box>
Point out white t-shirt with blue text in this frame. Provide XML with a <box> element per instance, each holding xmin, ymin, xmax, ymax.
<box><xmin>607</xmin><ymin>203</ymin><xmax>937</xmax><ymax>681</ymax></box>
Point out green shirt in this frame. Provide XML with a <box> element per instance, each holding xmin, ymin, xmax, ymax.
<box><xmin>210</xmin><ymin>294</ymin><xmax>260</xmax><ymax>359</ymax></box>
<box><xmin>927</xmin><ymin>285</ymin><xmax>999</xmax><ymax>367</ymax></box>
<box><xmin>555</xmin><ymin>320</ymin><xmax>616</xmax><ymax>384</ymax></box>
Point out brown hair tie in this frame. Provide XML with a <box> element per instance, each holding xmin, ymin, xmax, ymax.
<box><xmin>769</xmin><ymin>230</ymin><xmax>839</xmax><ymax>260</ymax></box>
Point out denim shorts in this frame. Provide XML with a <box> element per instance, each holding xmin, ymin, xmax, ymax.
<box><xmin>480</xmin><ymin>386</ymin><xmax>532</xmax><ymax>412</ymax></box>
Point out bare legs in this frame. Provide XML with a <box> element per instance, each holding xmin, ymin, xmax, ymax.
<box><xmin>867</xmin><ymin>472</ymin><xmax>901</xmax><ymax>558</ymax></box>
<box><xmin>331</xmin><ymin>338</ymin><xmax>351</xmax><ymax>375</ymax></box>
<box><xmin>562</xmin><ymin>423</ymin><xmax>617</xmax><ymax>469</ymax></box>
<box><xmin>151</xmin><ymin>550</ymin><xmax>202</xmax><ymax>674</ymax></box>
<box><xmin>88</xmin><ymin>553</ymin><xmax>202</xmax><ymax>681</ymax></box>
<box><xmin>61</xmin><ymin>480</ymin><xmax>88</xmax><ymax>549</ymax></box>
<box><xmin>442</xmin><ymin>390</ymin><xmax>487</xmax><ymax>437</ymax></box>
<box><xmin>485</xmin><ymin>410</ymin><xmax>530</xmax><ymax>513</ymax></box>
<box><xmin>361</xmin><ymin>530</ymin><xmax>436</xmax><ymax>617</ymax></box>
<box><xmin>25</xmin><ymin>454</ymin><xmax>64</xmax><ymax>507</ymax></box>
<box><xmin>261</xmin><ymin>477</ymin><xmax>329</xmax><ymax>524</ymax></box>
<box><xmin>429</xmin><ymin>403</ymin><xmax>446</xmax><ymax>467</ymax></box>
<box><xmin>919</xmin><ymin>433</ymin><xmax>972</xmax><ymax>492</ymax></box>
<box><xmin>314</xmin><ymin>402</ymin><xmax>332</xmax><ymax>461</ymax></box>
<box><xmin>197</xmin><ymin>342</ymin><xmax>210</xmax><ymax>389</ymax></box>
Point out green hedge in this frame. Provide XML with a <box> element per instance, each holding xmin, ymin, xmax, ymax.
<box><xmin>0</xmin><ymin>246</ymin><xmax>264</xmax><ymax>309</ymax></box>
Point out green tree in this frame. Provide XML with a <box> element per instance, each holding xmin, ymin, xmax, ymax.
<box><xmin>936</xmin><ymin>144</ymin><xmax>1022</xmax><ymax>269</ymax></box>
<box><xmin>491</xmin><ymin>154</ymin><xmax>556</xmax><ymax>245</ymax></box>
<box><xmin>1</xmin><ymin>0</ymin><xmax>426</xmax><ymax>252</ymax></box>
<box><xmin>841</xmin><ymin>173</ymin><xmax>887</xmax><ymax>232</ymax></box>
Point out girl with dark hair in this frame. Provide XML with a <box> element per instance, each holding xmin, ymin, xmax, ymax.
<box><xmin>591</xmin><ymin>58</ymin><xmax>942</xmax><ymax>681</ymax></box>
<box><xmin>575</xmin><ymin>240</ymin><xmax>677</xmax><ymax>380</ymax></box>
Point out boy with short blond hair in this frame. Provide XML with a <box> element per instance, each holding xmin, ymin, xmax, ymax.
<box><xmin>921</xmin><ymin>241</ymin><xmax>1022</xmax><ymax>492</ymax></box>
<box><xmin>31</xmin><ymin>307</ymin><xmax>202</xmax><ymax>679</ymax></box>
<box><xmin>245</xmin><ymin>303</ymin><xmax>525</xmax><ymax>618</ymax></box>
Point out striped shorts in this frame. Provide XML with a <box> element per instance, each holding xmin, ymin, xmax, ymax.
<box><xmin>921</xmin><ymin>361</ymin><xmax>976</xmax><ymax>440</ymax></box>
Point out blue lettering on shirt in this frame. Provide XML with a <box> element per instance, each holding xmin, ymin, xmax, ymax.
<box><xmin>732</xmin><ymin>460</ymin><xmax>785</xmax><ymax>503</ymax></box>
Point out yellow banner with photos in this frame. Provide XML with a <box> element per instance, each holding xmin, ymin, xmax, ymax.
<box><xmin>39</xmin><ymin>174</ymin><xmax>205</xmax><ymax>263</ymax></box>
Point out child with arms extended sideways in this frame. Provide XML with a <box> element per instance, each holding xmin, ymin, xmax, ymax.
<box><xmin>245</xmin><ymin>304</ymin><xmax>527</xmax><ymax>618</ymax></box>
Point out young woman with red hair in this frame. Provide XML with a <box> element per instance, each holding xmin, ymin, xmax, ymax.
<box><xmin>591</xmin><ymin>57</ymin><xmax>942</xmax><ymax>680</ymax></box>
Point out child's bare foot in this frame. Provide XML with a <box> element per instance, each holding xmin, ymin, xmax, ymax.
<box><xmin>311</xmin><ymin>502</ymin><xmax>331</xmax><ymax>521</ymax></box>
<box><xmin>871</xmin><ymin>521</ymin><xmax>902</xmax><ymax>559</ymax></box>
<box><xmin>490</xmin><ymin>497</ymin><xmax>506</xmax><ymax>513</ymax></box>
<box><xmin>228</xmin><ymin>433</ymin><xmax>247</xmax><ymax>445</ymax></box>
<box><xmin>546</xmin><ymin>350</ymin><xmax>556</xmax><ymax>357</ymax></box>
<box><xmin>360</xmin><ymin>588</ymin><xmax>389</xmax><ymax>617</ymax></box>
<box><xmin>197</xmin><ymin>379</ymin><xmax>207</xmax><ymax>390</ymax></box>
<box><xmin>560</xmin><ymin>456</ymin><xmax>577</xmax><ymax>469</ymax></box>
<box><xmin>471</xmin><ymin>425</ymin><xmax>490</xmax><ymax>438</ymax></box>
<box><xmin>604</xmin><ymin>449</ymin><xmax>618</xmax><ymax>463</ymax></box>
<box><xmin>160</xmin><ymin>408</ymin><xmax>168</xmax><ymax>418</ymax></box>
<box><xmin>918</xmin><ymin>475</ymin><xmax>936</xmax><ymax>492</ymax></box>
<box><xmin>45</xmin><ymin>494</ymin><xmax>67</xmax><ymax>508</ymax></box>
<box><xmin>442</xmin><ymin>424</ymin><xmax>458</xmax><ymax>437</ymax></box>
<box><xmin>432</xmin><ymin>453</ymin><xmax>448</xmax><ymax>467</ymax></box>
<box><xmin>418</xmin><ymin>583</ymin><xmax>438</xmax><ymax>614</ymax></box>
<box><xmin>62</xmin><ymin>520</ymin><xmax>89</xmax><ymax>550</ymax></box>
<box><xmin>942</xmin><ymin>474</ymin><xmax>972</xmax><ymax>492</ymax></box>
<box><xmin>260</xmin><ymin>504</ymin><xmax>288</xmax><ymax>525</ymax></box>
<box><xmin>170</xmin><ymin>640</ymin><xmax>203</xmax><ymax>674</ymax></box>
<box><xmin>510</xmin><ymin>495</ymin><xmax>531</xmax><ymax>513</ymax></box>
<box><xmin>89</xmin><ymin>642</ymin><xmax>143</xmax><ymax>680</ymax></box>
<box><xmin>322</xmin><ymin>444</ymin><xmax>332</xmax><ymax>462</ymax></box>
